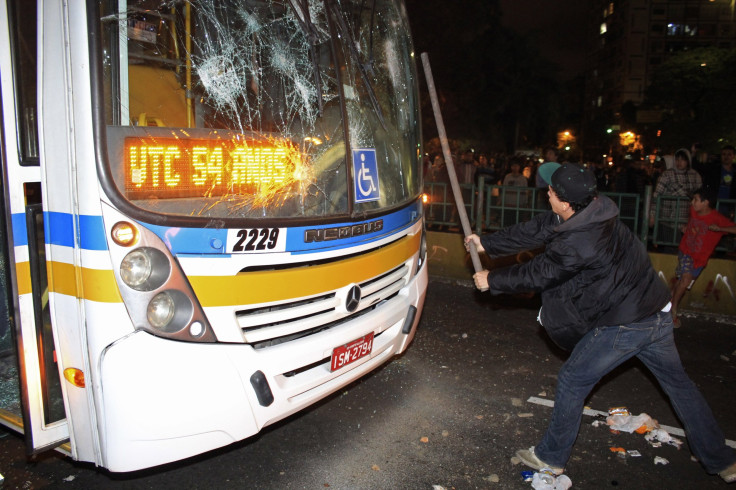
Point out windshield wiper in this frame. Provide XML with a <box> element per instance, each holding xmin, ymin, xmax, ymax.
<box><xmin>326</xmin><ymin>0</ymin><xmax>387</xmax><ymax>130</ymax></box>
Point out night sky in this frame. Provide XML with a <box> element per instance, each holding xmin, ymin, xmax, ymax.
<box><xmin>404</xmin><ymin>0</ymin><xmax>590</xmax><ymax>149</ymax></box>
<box><xmin>499</xmin><ymin>0</ymin><xmax>589</xmax><ymax>79</ymax></box>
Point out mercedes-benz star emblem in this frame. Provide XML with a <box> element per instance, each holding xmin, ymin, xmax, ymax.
<box><xmin>345</xmin><ymin>285</ymin><xmax>361</xmax><ymax>313</ymax></box>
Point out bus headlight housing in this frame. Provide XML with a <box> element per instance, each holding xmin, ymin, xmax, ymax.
<box><xmin>120</xmin><ymin>248</ymin><xmax>170</xmax><ymax>291</ymax></box>
<box><xmin>147</xmin><ymin>290</ymin><xmax>194</xmax><ymax>333</ymax></box>
<box><xmin>416</xmin><ymin>226</ymin><xmax>427</xmax><ymax>272</ymax></box>
<box><xmin>147</xmin><ymin>292</ymin><xmax>175</xmax><ymax>329</ymax></box>
<box><xmin>104</xmin><ymin>203</ymin><xmax>217</xmax><ymax>342</ymax></box>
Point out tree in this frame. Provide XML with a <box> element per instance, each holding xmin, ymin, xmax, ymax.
<box><xmin>644</xmin><ymin>47</ymin><xmax>736</xmax><ymax>151</ymax></box>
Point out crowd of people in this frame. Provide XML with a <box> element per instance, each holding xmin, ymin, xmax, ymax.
<box><xmin>423</xmin><ymin>144</ymin><xmax>736</xmax><ymax>241</ymax></box>
<box><xmin>425</xmin><ymin>146</ymin><xmax>734</xmax><ymax>206</ymax></box>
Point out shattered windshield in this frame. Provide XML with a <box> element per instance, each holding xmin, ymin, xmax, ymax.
<box><xmin>97</xmin><ymin>0</ymin><xmax>421</xmax><ymax>221</ymax></box>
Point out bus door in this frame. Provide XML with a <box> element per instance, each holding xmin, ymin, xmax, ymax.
<box><xmin>0</xmin><ymin>0</ymin><xmax>69</xmax><ymax>452</ymax></box>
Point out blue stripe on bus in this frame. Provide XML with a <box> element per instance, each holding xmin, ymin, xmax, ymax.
<box><xmin>142</xmin><ymin>201</ymin><xmax>422</xmax><ymax>255</ymax></box>
<box><xmin>142</xmin><ymin>226</ymin><xmax>229</xmax><ymax>255</ymax></box>
<box><xmin>10</xmin><ymin>212</ymin><xmax>107</xmax><ymax>250</ymax></box>
<box><xmin>14</xmin><ymin>203</ymin><xmax>420</xmax><ymax>254</ymax></box>
<box><xmin>79</xmin><ymin>215</ymin><xmax>108</xmax><ymax>250</ymax></box>
<box><xmin>45</xmin><ymin>212</ymin><xmax>108</xmax><ymax>250</ymax></box>
<box><xmin>285</xmin><ymin>203</ymin><xmax>420</xmax><ymax>254</ymax></box>
<box><xmin>11</xmin><ymin>213</ymin><xmax>27</xmax><ymax>247</ymax></box>
<box><xmin>45</xmin><ymin>212</ymin><xmax>74</xmax><ymax>247</ymax></box>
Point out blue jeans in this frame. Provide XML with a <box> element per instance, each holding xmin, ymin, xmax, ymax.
<box><xmin>536</xmin><ymin>310</ymin><xmax>736</xmax><ymax>474</ymax></box>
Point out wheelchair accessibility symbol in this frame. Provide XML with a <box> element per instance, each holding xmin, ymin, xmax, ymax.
<box><xmin>352</xmin><ymin>149</ymin><xmax>380</xmax><ymax>203</ymax></box>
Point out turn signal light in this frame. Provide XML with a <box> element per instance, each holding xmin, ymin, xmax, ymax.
<box><xmin>111</xmin><ymin>221</ymin><xmax>138</xmax><ymax>247</ymax></box>
<box><xmin>63</xmin><ymin>368</ymin><xmax>86</xmax><ymax>388</ymax></box>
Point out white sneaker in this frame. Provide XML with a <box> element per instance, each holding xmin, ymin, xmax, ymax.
<box><xmin>720</xmin><ymin>460</ymin><xmax>736</xmax><ymax>483</ymax></box>
<box><xmin>515</xmin><ymin>447</ymin><xmax>564</xmax><ymax>475</ymax></box>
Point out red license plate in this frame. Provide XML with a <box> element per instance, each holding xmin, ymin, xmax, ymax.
<box><xmin>330</xmin><ymin>332</ymin><xmax>374</xmax><ymax>371</ymax></box>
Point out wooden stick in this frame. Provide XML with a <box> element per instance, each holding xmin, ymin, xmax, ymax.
<box><xmin>420</xmin><ymin>53</ymin><xmax>487</xmax><ymax>290</ymax></box>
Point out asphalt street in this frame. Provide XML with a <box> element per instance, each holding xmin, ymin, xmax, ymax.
<box><xmin>0</xmin><ymin>276</ymin><xmax>734</xmax><ymax>489</ymax></box>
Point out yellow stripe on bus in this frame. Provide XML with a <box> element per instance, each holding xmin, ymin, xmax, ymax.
<box><xmin>15</xmin><ymin>261</ymin><xmax>122</xmax><ymax>303</ymax></box>
<box><xmin>190</xmin><ymin>232</ymin><xmax>420</xmax><ymax>307</ymax></box>
<box><xmin>15</xmin><ymin>262</ymin><xmax>32</xmax><ymax>296</ymax></box>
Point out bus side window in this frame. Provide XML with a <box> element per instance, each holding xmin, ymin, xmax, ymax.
<box><xmin>7</xmin><ymin>0</ymin><xmax>39</xmax><ymax>164</ymax></box>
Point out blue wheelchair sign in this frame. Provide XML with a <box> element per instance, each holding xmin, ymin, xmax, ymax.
<box><xmin>352</xmin><ymin>149</ymin><xmax>380</xmax><ymax>203</ymax></box>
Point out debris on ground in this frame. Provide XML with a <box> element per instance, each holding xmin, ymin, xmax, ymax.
<box><xmin>531</xmin><ymin>470</ymin><xmax>573</xmax><ymax>489</ymax></box>
<box><xmin>485</xmin><ymin>473</ymin><xmax>500</xmax><ymax>483</ymax></box>
<box><xmin>654</xmin><ymin>456</ymin><xmax>669</xmax><ymax>465</ymax></box>
<box><xmin>606</xmin><ymin>411</ymin><xmax>659</xmax><ymax>434</ymax></box>
<box><xmin>593</xmin><ymin>406</ymin><xmax>685</xmax><ymax>465</ymax></box>
<box><xmin>645</xmin><ymin>429</ymin><xmax>683</xmax><ymax>449</ymax></box>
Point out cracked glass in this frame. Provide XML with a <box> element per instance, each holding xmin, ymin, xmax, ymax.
<box><xmin>98</xmin><ymin>0</ymin><xmax>421</xmax><ymax>220</ymax></box>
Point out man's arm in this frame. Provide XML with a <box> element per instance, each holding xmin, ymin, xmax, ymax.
<box><xmin>486</xmin><ymin>238</ymin><xmax>581</xmax><ymax>295</ymax></box>
<box><xmin>476</xmin><ymin>212</ymin><xmax>557</xmax><ymax>258</ymax></box>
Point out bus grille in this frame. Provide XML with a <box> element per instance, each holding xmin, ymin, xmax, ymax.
<box><xmin>236</xmin><ymin>263</ymin><xmax>410</xmax><ymax>348</ymax></box>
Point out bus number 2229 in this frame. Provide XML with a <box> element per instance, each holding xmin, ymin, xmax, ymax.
<box><xmin>231</xmin><ymin>228</ymin><xmax>280</xmax><ymax>252</ymax></box>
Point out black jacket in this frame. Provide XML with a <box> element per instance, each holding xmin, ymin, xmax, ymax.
<box><xmin>480</xmin><ymin>195</ymin><xmax>670</xmax><ymax>351</ymax></box>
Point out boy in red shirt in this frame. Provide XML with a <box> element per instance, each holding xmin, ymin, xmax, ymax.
<box><xmin>671</xmin><ymin>187</ymin><xmax>736</xmax><ymax>327</ymax></box>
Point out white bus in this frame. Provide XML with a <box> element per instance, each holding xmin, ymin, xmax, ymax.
<box><xmin>0</xmin><ymin>0</ymin><xmax>427</xmax><ymax>471</ymax></box>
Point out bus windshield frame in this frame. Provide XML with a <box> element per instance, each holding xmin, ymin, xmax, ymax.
<box><xmin>92</xmin><ymin>0</ymin><xmax>422</xmax><ymax>228</ymax></box>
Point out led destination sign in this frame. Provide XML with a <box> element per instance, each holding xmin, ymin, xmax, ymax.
<box><xmin>124</xmin><ymin>137</ymin><xmax>298</xmax><ymax>199</ymax></box>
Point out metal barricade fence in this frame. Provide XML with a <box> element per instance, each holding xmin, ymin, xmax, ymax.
<box><xmin>424</xmin><ymin>176</ymin><xmax>640</xmax><ymax>234</ymax></box>
<box><xmin>606</xmin><ymin>192</ymin><xmax>641</xmax><ymax>237</ymax></box>
<box><xmin>715</xmin><ymin>199</ymin><xmax>736</xmax><ymax>253</ymax></box>
<box><xmin>423</xmin><ymin>179</ymin><xmax>735</xmax><ymax>254</ymax></box>
<box><xmin>476</xmin><ymin>183</ymin><xmax>546</xmax><ymax>232</ymax></box>
<box><xmin>424</xmin><ymin>182</ymin><xmax>475</xmax><ymax>227</ymax></box>
<box><xmin>650</xmin><ymin>194</ymin><xmax>691</xmax><ymax>249</ymax></box>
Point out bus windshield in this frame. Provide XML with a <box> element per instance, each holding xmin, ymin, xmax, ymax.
<box><xmin>98</xmin><ymin>0</ymin><xmax>421</xmax><ymax>221</ymax></box>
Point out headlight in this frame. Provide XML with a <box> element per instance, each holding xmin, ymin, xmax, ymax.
<box><xmin>120</xmin><ymin>248</ymin><xmax>170</xmax><ymax>291</ymax></box>
<box><xmin>120</xmin><ymin>250</ymin><xmax>152</xmax><ymax>288</ymax></box>
<box><xmin>147</xmin><ymin>292</ymin><xmax>176</xmax><ymax>329</ymax></box>
<box><xmin>146</xmin><ymin>290</ymin><xmax>194</xmax><ymax>333</ymax></box>
<box><xmin>416</xmin><ymin>227</ymin><xmax>427</xmax><ymax>272</ymax></box>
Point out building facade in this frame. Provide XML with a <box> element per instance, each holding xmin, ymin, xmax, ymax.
<box><xmin>583</xmin><ymin>0</ymin><xmax>736</xmax><ymax>154</ymax></box>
